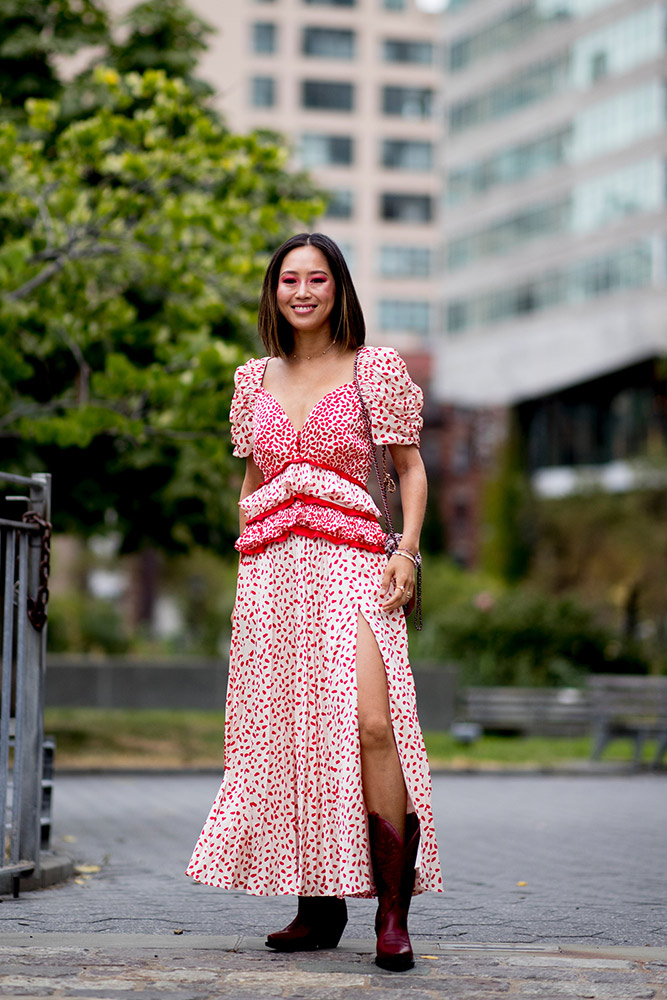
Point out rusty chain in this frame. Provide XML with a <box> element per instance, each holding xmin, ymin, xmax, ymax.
<box><xmin>22</xmin><ymin>510</ymin><xmax>52</xmax><ymax>631</ymax></box>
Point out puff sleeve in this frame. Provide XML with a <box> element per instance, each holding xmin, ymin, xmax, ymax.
<box><xmin>229</xmin><ymin>357</ymin><xmax>265</xmax><ymax>458</ymax></box>
<box><xmin>356</xmin><ymin>346</ymin><xmax>423</xmax><ymax>447</ymax></box>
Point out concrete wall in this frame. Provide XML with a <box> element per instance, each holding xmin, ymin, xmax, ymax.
<box><xmin>45</xmin><ymin>656</ymin><xmax>458</xmax><ymax>731</ymax></box>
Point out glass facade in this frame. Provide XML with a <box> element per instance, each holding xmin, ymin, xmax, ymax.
<box><xmin>449</xmin><ymin>0</ymin><xmax>619</xmax><ymax>73</ymax></box>
<box><xmin>303</xmin><ymin>27</ymin><xmax>355</xmax><ymax>58</ymax></box>
<box><xmin>448</xmin><ymin>198</ymin><xmax>570</xmax><ymax>269</ymax></box>
<box><xmin>302</xmin><ymin>79</ymin><xmax>354</xmax><ymax>111</ymax></box>
<box><xmin>379</xmin><ymin>245</ymin><xmax>432</xmax><ymax>277</ymax></box>
<box><xmin>449</xmin><ymin>6</ymin><xmax>667</xmax><ymax>134</ymax></box>
<box><xmin>383</xmin><ymin>39</ymin><xmax>433</xmax><ymax>64</ymax></box>
<box><xmin>301</xmin><ymin>133</ymin><xmax>354</xmax><ymax>166</ymax></box>
<box><xmin>519</xmin><ymin>361</ymin><xmax>663</xmax><ymax>469</ymax></box>
<box><xmin>450</xmin><ymin>55</ymin><xmax>569</xmax><ymax>133</ymax></box>
<box><xmin>380</xmin><ymin>193</ymin><xmax>433</xmax><ymax>222</ymax></box>
<box><xmin>383</xmin><ymin>86</ymin><xmax>433</xmax><ymax>118</ymax></box>
<box><xmin>448</xmin><ymin>128</ymin><xmax>570</xmax><ymax>204</ymax></box>
<box><xmin>381</xmin><ymin>139</ymin><xmax>433</xmax><ymax>170</ymax></box>
<box><xmin>251</xmin><ymin>76</ymin><xmax>275</xmax><ymax>107</ymax></box>
<box><xmin>572</xmin><ymin>159</ymin><xmax>664</xmax><ymax>233</ymax></box>
<box><xmin>379</xmin><ymin>299</ymin><xmax>431</xmax><ymax>333</ymax></box>
<box><xmin>447</xmin><ymin>242</ymin><xmax>653</xmax><ymax>333</ymax></box>
<box><xmin>252</xmin><ymin>22</ymin><xmax>277</xmax><ymax>53</ymax></box>
<box><xmin>447</xmin><ymin>159</ymin><xmax>664</xmax><ymax>268</ymax></box>
<box><xmin>570</xmin><ymin>81</ymin><xmax>666</xmax><ymax>163</ymax></box>
<box><xmin>447</xmin><ymin>82</ymin><xmax>667</xmax><ymax>204</ymax></box>
<box><xmin>571</xmin><ymin>4</ymin><xmax>665</xmax><ymax>88</ymax></box>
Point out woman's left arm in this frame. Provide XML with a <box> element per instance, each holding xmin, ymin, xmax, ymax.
<box><xmin>379</xmin><ymin>444</ymin><xmax>427</xmax><ymax>612</ymax></box>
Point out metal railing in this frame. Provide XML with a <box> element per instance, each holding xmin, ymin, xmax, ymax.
<box><xmin>0</xmin><ymin>472</ymin><xmax>51</xmax><ymax>897</ymax></box>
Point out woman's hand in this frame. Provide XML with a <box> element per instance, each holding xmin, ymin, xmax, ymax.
<box><xmin>380</xmin><ymin>553</ymin><xmax>415</xmax><ymax>612</ymax></box>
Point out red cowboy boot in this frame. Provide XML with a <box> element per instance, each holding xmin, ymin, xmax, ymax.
<box><xmin>368</xmin><ymin>811</ymin><xmax>420</xmax><ymax>971</ymax></box>
<box><xmin>265</xmin><ymin>896</ymin><xmax>348</xmax><ymax>951</ymax></box>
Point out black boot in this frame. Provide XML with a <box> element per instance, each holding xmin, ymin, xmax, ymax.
<box><xmin>265</xmin><ymin>896</ymin><xmax>348</xmax><ymax>951</ymax></box>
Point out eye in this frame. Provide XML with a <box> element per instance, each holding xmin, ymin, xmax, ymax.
<box><xmin>311</xmin><ymin>276</ymin><xmax>327</xmax><ymax>283</ymax></box>
<box><xmin>280</xmin><ymin>277</ymin><xmax>297</xmax><ymax>284</ymax></box>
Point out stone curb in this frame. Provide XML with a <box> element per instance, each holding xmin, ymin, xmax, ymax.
<box><xmin>2</xmin><ymin>933</ymin><xmax>667</xmax><ymax>962</ymax></box>
<box><xmin>0</xmin><ymin>852</ymin><xmax>73</xmax><ymax>897</ymax></box>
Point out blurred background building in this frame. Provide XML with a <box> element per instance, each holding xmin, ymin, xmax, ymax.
<box><xmin>107</xmin><ymin>0</ymin><xmax>667</xmax><ymax>566</ymax></box>
<box><xmin>437</xmin><ymin>0</ymin><xmax>667</xmax><ymax>563</ymax></box>
<box><xmin>194</xmin><ymin>0</ymin><xmax>443</xmax><ymax>358</ymax></box>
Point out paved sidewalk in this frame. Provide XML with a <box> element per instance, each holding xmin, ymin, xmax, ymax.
<box><xmin>1</xmin><ymin>772</ymin><xmax>665</xmax><ymax>997</ymax></box>
<box><xmin>1</xmin><ymin>933</ymin><xmax>666</xmax><ymax>998</ymax></box>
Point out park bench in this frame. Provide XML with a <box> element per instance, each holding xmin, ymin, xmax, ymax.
<box><xmin>454</xmin><ymin>686</ymin><xmax>591</xmax><ymax>738</ymax></box>
<box><xmin>589</xmin><ymin>674</ymin><xmax>667</xmax><ymax>765</ymax></box>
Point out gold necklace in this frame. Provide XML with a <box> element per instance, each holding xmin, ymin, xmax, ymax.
<box><xmin>290</xmin><ymin>340</ymin><xmax>336</xmax><ymax>361</ymax></box>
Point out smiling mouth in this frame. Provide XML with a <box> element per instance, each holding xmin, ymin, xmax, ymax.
<box><xmin>292</xmin><ymin>305</ymin><xmax>316</xmax><ymax>312</ymax></box>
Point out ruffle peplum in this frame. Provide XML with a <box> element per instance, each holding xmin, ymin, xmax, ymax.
<box><xmin>237</xmin><ymin>460</ymin><xmax>385</xmax><ymax>555</ymax></box>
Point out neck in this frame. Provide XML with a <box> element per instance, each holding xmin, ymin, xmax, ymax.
<box><xmin>290</xmin><ymin>330</ymin><xmax>334</xmax><ymax>359</ymax></box>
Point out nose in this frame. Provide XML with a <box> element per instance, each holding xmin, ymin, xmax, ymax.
<box><xmin>295</xmin><ymin>279</ymin><xmax>310</xmax><ymax>298</ymax></box>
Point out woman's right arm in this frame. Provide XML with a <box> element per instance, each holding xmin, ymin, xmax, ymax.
<box><xmin>239</xmin><ymin>456</ymin><xmax>264</xmax><ymax>533</ymax></box>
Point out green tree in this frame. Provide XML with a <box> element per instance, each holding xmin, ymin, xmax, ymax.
<box><xmin>0</xmin><ymin>70</ymin><xmax>322</xmax><ymax>550</ymax></box>
<box><xmin>0</xmin><ymin>0</ymin><xmax>108</xmax><ymax>122</ymax></box>
<box><xmin>61</xmin><ymin>0</ymin><xmax>217</xmax><ymax>124</ymax></box>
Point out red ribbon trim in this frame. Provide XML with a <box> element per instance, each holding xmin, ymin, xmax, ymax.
<box><xmin>237</xmin><ymin>526</ymin><xmax>385</xmax><ymax>556</ymax></box>
<box><xmin>246</xmin><ymin>495</ymin><xmax>378</xmax><ymax>526</ymax></box>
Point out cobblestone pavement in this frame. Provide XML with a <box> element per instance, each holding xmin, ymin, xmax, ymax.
<box><xmin>0</xmin><ymin>772</ymin><xmax>666</xmax><ymax>997</ymax></box>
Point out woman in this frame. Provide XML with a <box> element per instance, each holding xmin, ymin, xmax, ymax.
<box><xmin>186</xmin><ymin>233</ymin><xmax>442</xmax><ymax>971</ymax></box>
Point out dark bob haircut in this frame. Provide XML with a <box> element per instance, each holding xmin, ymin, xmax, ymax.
<box><xmin>257</xmin><ymin>233</ymin><xmax>366</xmax><ymax>358</ymax></box>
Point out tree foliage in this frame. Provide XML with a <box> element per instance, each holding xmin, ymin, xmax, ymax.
<box><xmin>0</xmin><ymin>0</ymin><xmax>108</xmax><ymax>120</ymax></box>
<box><xmin>0</xmin><ymin>69</ymin><xmax>322</xmax><ymax>549</ymax></box>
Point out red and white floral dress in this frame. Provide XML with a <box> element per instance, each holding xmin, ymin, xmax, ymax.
<box><xmin>186</xmin><ymin>345</ymin><xmax>443</xmax><ymax>899</ymax></box>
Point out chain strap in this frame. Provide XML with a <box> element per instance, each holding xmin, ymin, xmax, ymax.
<box><xmin>22</xmin><ymin>510</ymin><xmax>52</xmax><ymax>632</ymax></box>
<box><xmin>353</xmin><ymin>351</ymin><xmax>422</xmax><ymax>630</ymax></box>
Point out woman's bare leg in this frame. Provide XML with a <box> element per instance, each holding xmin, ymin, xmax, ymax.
<box><xmin>356</xmin><ymin>613</ymin><xmax>407</xmax><ymax>839</ymax></box>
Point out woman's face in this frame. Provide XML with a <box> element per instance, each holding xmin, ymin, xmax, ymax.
<box><xmin>276</xmin><ymin>245</ymin><xmax>337</xmax><ymax>340</ymax></box>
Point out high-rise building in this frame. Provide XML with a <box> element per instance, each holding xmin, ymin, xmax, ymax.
<box><xmin>192</xmin><ymin>0</ymin><xmax>442</xmax><ymax>353</ymax></box>
<box><xmin>435</xmin><ymin>0</ymin><xmax>667</xmax><ymax>562</ymax></box>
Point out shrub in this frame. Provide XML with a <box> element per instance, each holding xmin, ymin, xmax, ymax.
<box><xmin>411</xmin><ymin>559</ymin><xmax>649</xmax><ymax>686</ymax></box>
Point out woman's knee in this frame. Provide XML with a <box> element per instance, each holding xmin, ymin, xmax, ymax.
<box><xmin>358</xmin><ymin>711</ymin><xmax>394</xmax><ymax>752</ymax></box>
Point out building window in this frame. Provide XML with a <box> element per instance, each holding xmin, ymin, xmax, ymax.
<box><xmin>337</xmin><ymin>242</ymin><xmax>356</xmax><ymax>270</ymax></box>
<box><xmin>303</xmin><ymin>27</ymin><xmax>355</xmax><ymax>58</ymax></box>
<box><xmin>447</xmin><ymin>198</ymin><xmax>570</xmax><ymax>270</ymax></box>
<box><xmin>301</xmin><ymin>133</ymin><xmax>354</xmax><ymax>166</ymax></box>
<box><xmin>449</xmin><ymin>55</ymin><xmax>569</xmax><ymax>133</ymax></box>
<box><xmin>252</xmin><ymin>22</ymin><xmax>277</xmax><ymax>54</ymax></box>
<box><xmin>383</xmin><ymin>39</ymin><xmax>433</xmax><ymax>64</ymax></box>
<box><xmin>447</xmin><ymin>81</ymin><xmax>667</xmax><ymax>205</ymax></box>
<box><xmin>379</xmin><ymin>246</ymin><xmax>432</xmax><ymax>277</ymax></box>
<box><xmin>302</xmin><ymin>79</ymin><xmax>354</xmax><ymax>111</ymax></box>
<box><xmin>381</xmin><ymin>139</ymin><xmax>433</xmax><ymax>170</ymax></box>
<box><xmin>381</xmin><ymin>193</ymin><xmax>433</xmax><ymax>222</ymax></box>
<box><xmin>449</xmin><ymin>7</ymin><xmax>666</xmax><ymax>134</ymax></box>
<box><xmin>250</xmin><ymin>76</ymin><xmax>275</xmax><ymax>107</ymax></box>
<box><xmin>325</xmin><ymin>188</ymin><xmax>354</xmax><ymax>218</ymax></box>
<box><xmin>445</xmin><ymin>242</ymin><xmax>653</xmax><ymax>333</ymax></box>
<box><xmin>378</xmin><ymin>299</ymin><xmax>431</xmax><ymax>333</ymax></box>
<box><xmin>382</xmin><ymin>86</ymin><xmax>433</xmax><ymax>119</ymax></box>
<box><xmin>447</xmin><ymin>0</ymin><xmax>619</xmax><ymax>74</ymax></box>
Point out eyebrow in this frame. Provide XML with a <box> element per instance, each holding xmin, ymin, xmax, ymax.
<box><xmin>280</xmin><ymin>268</ymin><xmax>329</xmax><ymax>276</ymax></box>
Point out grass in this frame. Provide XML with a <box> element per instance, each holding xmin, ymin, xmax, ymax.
<box><xmin>43</xmin><ymin>708</ymin><xmax>660</xmax><ymax>770</ymax></box>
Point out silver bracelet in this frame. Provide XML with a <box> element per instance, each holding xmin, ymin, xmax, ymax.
<box><xmin>393</xmin><ymin>549</ymin><xmax>417</xmax><ymax>567</ymax></box>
